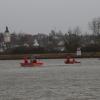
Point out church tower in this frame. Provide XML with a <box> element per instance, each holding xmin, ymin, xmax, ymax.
<box><xmin>4</xmin><ymin>26</ymin><xmax>11</xmax><ymax>43</ymax></box>
<box><xmin>3</xmin><ymin>26</ymin><xmax>11</xmax><ymax>49</ymax></box>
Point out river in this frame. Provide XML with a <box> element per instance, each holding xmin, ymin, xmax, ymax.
<box><xmin>0</xmin><ymin>58</ymin><xmax>100</xmax><ymax>100</ymax></box>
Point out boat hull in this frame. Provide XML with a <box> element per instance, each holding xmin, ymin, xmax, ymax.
<box><xmin>64</xmin><ymin>61</ymin><xmax>80</xmax><ymax>64</ymax></box>
<box><xmin>20</xmin><ymin>62</ymin><xmax>43</xmax><ymax>67</ymax></box>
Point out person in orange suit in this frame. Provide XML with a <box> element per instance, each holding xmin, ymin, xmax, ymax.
<box><xmin>24</xmin><ymin>57</ymin><xmax>28</xmax><ymax>64</ymax></box>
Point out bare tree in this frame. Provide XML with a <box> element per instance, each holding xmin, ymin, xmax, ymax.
<box><xmin>89</xmin><ymin>17</ymin><xmax>100</xmax><ymax>35</ymax></box>
<box><xmin>64</xmin><ymin>27</ymin><xmax>81</xmax><ymax>52</ymax></box>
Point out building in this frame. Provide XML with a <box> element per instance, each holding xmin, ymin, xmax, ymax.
<box><xmin>3</xmin><ymin>26</ymin><xmax>11</xmax><ymax>50</ymax></box>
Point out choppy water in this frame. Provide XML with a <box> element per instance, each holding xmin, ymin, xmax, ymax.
<box><xmin>0</xmin><ymin>58</ymin><xmax>100</xmax><ymax>100</ymax></box>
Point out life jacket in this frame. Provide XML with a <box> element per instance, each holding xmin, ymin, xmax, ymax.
<box><xmin>24</xmin><ymin>57</ymin><xmax>28</xmax><ymax>63</ymax></box>
<box><xmin>65</xmin><ymin>57</ymin><xmax>75</xmax><ymax>64</ymax></box>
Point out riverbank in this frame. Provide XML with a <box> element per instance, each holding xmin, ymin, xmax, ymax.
<box><xmin>0</xmin><ymin>52</ymin><xmax>100</xmax><ymax>60</ymax></box>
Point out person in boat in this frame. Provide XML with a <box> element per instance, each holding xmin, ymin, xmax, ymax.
<box><xmin>24</xmin><ymin>57</ymin><xmax>29</xmax><ymax>64</ymax></box>
<box><xmin>65</xmin><ymin>56</ymin><xmax>75</xmax><ymax>63</ymax></box>
<box><xmin>30</xmin><ymin>55</ymin><xmax>37</xmax><ymax>63</ymax></box>
<box><xmin>65</xmin><ymin>56</ymin><xmax>70</xmax><ymax>63</ymax></box>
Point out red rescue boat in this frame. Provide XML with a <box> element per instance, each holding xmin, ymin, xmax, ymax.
<box><xmin>64</xmin><ymin>57</ymin><xmax>80</xmax><ymax>64</ymax></box>
<box><xmin>20</xmin><ymin>62</ymin><xmax>44</xmax><ymax>67</ymax></box>
<box><xmin>64</xmin><ymin>61</ymin><xmax>80</xmax><ymax>64</ymax></box>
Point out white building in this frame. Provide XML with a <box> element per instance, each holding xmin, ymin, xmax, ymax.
<box><xmin>33</xmin><ymin>39</ymin><xmax>39</xmax><ymax>47</ymax></box>
<box><xmin>4</xmin><ymin>26</ymin><xmax>11</xmax><ymax>43</ymax></box>
<box><xmin>76</xmin><ymin>47</ymin><xmax>82</xmax><ymax>56</ymax></box>
<box><xmin>57</xmin><ymin>41</ymin><xmax>65</xmax><ymax>52</ymax></box>
<box><xmin>3</xmin><ymin>26</ymin><xmax>11</xmax><ymax>50</ymax></box>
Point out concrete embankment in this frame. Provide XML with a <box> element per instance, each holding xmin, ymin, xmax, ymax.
<box><xmin>0</xmin><ymin>52</ymin><xmax>100</xmax><ymax>60</ymax></box>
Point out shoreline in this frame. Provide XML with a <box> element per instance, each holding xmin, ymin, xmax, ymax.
<box><xmin>0</xmin><ymin>52</ymin><xmax>100</xmax><ymax>60</ymax></box>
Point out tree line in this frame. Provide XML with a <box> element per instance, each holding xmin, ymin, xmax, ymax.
<box><xmin>0</xmin><ymin>17</ymin><xmax>100</xmax><ymax>54</ymax></box>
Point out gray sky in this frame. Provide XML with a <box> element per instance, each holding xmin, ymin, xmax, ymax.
<box><xmin>0</xmin><ymin>0</ymin><xmax>100</xmax><ymax>34</ymax></box>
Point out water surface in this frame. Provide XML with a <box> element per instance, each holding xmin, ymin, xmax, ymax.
<box><xmin>0</xmin><ymin>58</ymin><xmax>100</xmax><ymax>100</ymax></box>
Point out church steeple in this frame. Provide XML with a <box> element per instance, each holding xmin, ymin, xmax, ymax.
<box><xmin>5</xmin><ymin>26</ymin><xmax>9</xmax><ymax>33</ymax></box>
<box><xmin>3</xmin><ymin>26</ymin><xmax>11</xmax><ymax>50</ymax></box>
<box><xmin>4</xmin><ymin>26</ymin><xmax>11</xmax><ymax>43</ymax></box>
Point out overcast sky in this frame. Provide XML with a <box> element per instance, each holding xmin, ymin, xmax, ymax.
<box><xmin>0</xmin><ymin>0</ymin><xmax>100</xmax><ymax>34</ymax></box>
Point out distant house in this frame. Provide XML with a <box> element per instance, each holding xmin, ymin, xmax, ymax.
<box><xmin>33</xmin><ymin>39</ymin><xmax>39</xmax><ymax>47</ymax></box>
<box><xmin>57</xmin><ymin>41</ymin><xmax>65</xmax><ymax>52</ymax></box>
<box><xmin>23</xmin><ymin>43</ymin><xmax>29</xmax><ymax>47</ymax></box>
